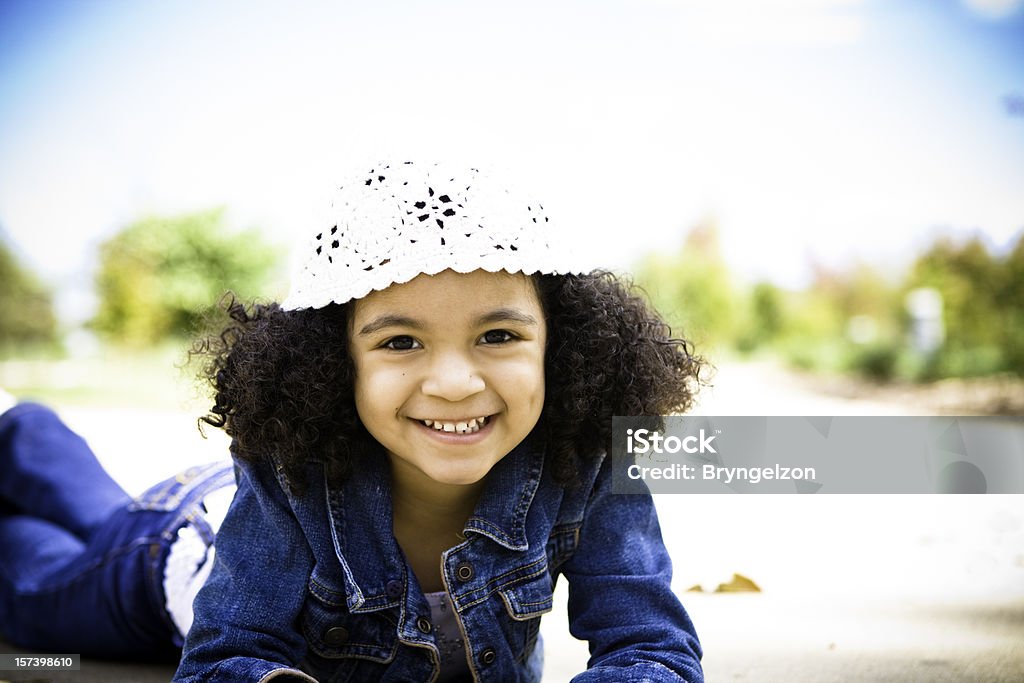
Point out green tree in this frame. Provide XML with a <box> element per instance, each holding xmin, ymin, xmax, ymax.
<box><xmin>0</xmin><ymin>235</ymin><xmax>57</xmax><ymax>349</ymax></box>
<box><xmin>92</xmin><ymin>209</ymin><xmax>280</xmax><ymax>345</ymax></box>
<box><xmin>635</xmin><ymin>220</ymin><xmax>739</xmax><ymax>349</ymax></box>
<box><xmin>998</xmin><ymin>231</ymin><xmax>1024</xmax><ymax>374</ymax></box>
<box><xmin>735</xmin><ymin>281</ymin><xmax>786</xmax><ymax>352</ymax></box>
<box><xmin>909</xmin><ymin>236</ymin><xmax>1002</xmax><ymax>346</ymax></box>
<box><xmin>906</xmin><ymin>232</ymin><xmax>1023</xmax><ymax>377</ymax></box>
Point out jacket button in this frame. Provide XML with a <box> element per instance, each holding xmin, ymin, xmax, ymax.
<box><xmin>323</xmin><ymin>626</ymin><xmax>349</xmax><ymax>647</ymax></box>
<box><xmin>480</xmin><ymin>648</ymin><xmax>497</xmax><ymax>666</ymax></box>
<box><xmin>416</xmin><ymin>616</ymin><xmax>432</xmax><ymax>634</ymax></box>
<box><xmin>455</xmin><ymin>562</ymin><xmax>474</xmax><ymax>581</ymax></box>
<box><xmin>385</xmin><ymin>580</ymin><xmax>404</xmax><ymax>598</ymax></box>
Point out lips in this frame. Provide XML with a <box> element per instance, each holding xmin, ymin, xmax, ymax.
<box><xmin>419</xmin><ymin>416</ymin><xmax>490</xmax><ymax>434</ymax></box>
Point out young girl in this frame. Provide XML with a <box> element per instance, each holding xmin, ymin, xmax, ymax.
<box><xmin>1</xmin><ymin>161</ymin><xmax>705</xmax><ymax>681</ymax></box>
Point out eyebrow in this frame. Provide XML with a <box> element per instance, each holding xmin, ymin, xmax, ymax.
<box><xmin>475</xmin><ymin>308</ymin><xmax>539</xmax><ymax>327</ymax></box>
<box><xmin>357</xmin><ymin>308</ymin><xmax>539</xmax><ymax>336</ymax></box>
<box><xmin>357</xmin><ymin>314</ymin><xmax>422</xmax><ymax>337</ymax></box>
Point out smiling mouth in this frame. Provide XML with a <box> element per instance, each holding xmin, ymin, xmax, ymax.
<box><xmin>419</xmin><ymin>416</ymin><xmax>490</xmax><ymax>434</ymax></box>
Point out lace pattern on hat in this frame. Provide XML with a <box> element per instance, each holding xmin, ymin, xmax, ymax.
<box><xmin>282</xmin><ymin>161</ymin><xmax>586</xmax><ymax>310</ymax></box>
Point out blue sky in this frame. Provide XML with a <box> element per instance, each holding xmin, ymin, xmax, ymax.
<box><xmin>1</xmin><ymin>0</ymin><xmax>1022</xmax><ymax>308</ymax></box>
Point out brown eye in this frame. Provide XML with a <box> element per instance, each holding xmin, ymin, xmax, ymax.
<box><xmin>480</xmin><ymin>329</ymin><xmax>515</xmax><ymax>345</ymax></box>
<box><xmin>383</xmin><ymin>336</ymin><xmax>420</xmax><ymax>351</ymax></box>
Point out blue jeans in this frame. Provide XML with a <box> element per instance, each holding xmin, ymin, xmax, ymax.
<box><xmin>0</xmin><ymin>403</ymin><xmax>232</xmax><ymax>659</ymax></box>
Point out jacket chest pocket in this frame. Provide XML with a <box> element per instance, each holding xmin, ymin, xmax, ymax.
<box><xmin>495</xmin><ymin>563</ymin><xmax>553</xmax><ymax>668</ymax></box>
<box><xmin>499</xmin><ymin>564</ymin><xmax>555</xmax><ymax>621</ymax></box>
<box><xmin>300</xmin><ymin>569</ymin><xmax>398</xmax><ymax>669</ymax></box>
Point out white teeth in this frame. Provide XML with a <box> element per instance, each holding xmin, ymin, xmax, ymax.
<box><xmin>421</xmin><ymin>416</ymin><xmax>489</xmax><ymax>434</ymax></box>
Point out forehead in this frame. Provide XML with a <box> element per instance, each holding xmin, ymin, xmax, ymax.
<box><xmin>351</xmin><ymin>269</ymin><xmax>543</xmax><ymax>320</ymax></box>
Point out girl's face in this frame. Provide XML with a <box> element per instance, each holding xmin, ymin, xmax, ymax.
<box><xmin>349</xmin><ymin>269</ymin><xmax>547</xmax><ymax>489</ymax></box>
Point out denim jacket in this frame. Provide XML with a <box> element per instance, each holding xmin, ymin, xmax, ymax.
<box><xmin>173</xmin><ymin>437</ymin><xmax>703</xmax><ymax>682</ymax></box>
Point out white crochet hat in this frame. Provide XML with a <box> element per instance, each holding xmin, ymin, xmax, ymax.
<box><xmin>282</xmin><ymin>161</ymin><xmax>589</xmax><ymax>310</ymax></box>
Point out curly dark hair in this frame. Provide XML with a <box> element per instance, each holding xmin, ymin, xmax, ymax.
<box><xmin>191</xmin><ymin>271</ymin><xmax>704</xmax><ymax>488</ymax></box>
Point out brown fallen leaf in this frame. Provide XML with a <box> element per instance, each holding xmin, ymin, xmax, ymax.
<box><xmin>713</xmin><ymin>572</ymin><xmax>761</xmax><ymax>593</ymax></box>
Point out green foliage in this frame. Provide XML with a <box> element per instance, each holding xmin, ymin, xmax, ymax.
<box><xmin>1000</xmin><ymin>236</ymin><xmax>1024</xmax><ymax>373</ymax></box>
<box><xmin>906</xmin><ymin>231</ymin><xmax>1024</xmax><ymax>376</ymax></box>
<box><xmin>634</xmin><ymin>220</ymin><xmax>1024</xmax><ymax>381</ymax></box>
<box><xmin>734</xmin><ymin>282</ymin><xmax>785</xmax><ymax>353</ymax></box>
<box><xmin>908</xmin><ymin>236</ymin><xmax>1000</xmax><ymax>347</ymax></box>
<box><xmin>635</xmin><ymin>221</ymin><xmax>739</xmax><ymax>351</ymax></box>
<box><xmin>749</xmin><ymin>282</ymin><xmax>785</xmax><ymax>339</ymax></box>
<box><xmin>751</xmin><ymin>232</ymin><xmax>1023</xmax><ymax>380</ymax></box>
<box><xmin>0</xmin><ymin>236</ymin><xmax>57</xmax><ymax>350</ymax></box>
<box><xmin>92</xmin><ymin>209</ymin><xmax>281</xmax><ymax>346</ymax></box>
<box><xmin>842</xmin><ymin>341</ymin><xmax>902</xmax><ymax>381</ymax></box>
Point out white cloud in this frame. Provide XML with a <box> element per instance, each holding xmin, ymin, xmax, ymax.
<box><xmin>962</xmin><ymin>0</ymin><xmax>1024</xmax><ymax>19</ymax></box>
<box><xmin>664</xmin><ymin>0</ymin><xmax>866</xmax><ymax>47</ymax></box>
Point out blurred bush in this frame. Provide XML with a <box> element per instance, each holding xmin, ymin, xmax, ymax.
<box><xmin>91</xmin><ymin>209</ymin><xmax>281</xmax><ymax>346</ymax></box>
<box><xmin>0</xmin><ymin>234</ymin><xmax>58</xmax><ymax>352</ymax></box>
<box><xmin>906</xmin><ymin>234</ymin><xmax>1024</xmax><ymax>377</ymax></box>
<box><xmin>636</xmin><ymin>220</ymin><xmax>739</xmax><ymax>352</ymax></box>
<box><xmin>636</xmin><ymin>222</ymin><xmax>1024</xmax><ymax>381</ymax></box>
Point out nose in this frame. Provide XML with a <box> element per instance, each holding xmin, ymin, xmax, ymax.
<box><xmin>421</xmin><ymin>350</ymin><xmax>486</xmax><ymax>402</ymax></box>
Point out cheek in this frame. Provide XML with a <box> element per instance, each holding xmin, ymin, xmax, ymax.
<box><xmin>353</xmin><ymin>362</ymin><xmax>407</xmax><ymax>421</ymax></box>
<box><xmin>501</xmin><ymin>355</ymin><xmax>546</xmax><ymax>410</ymax></box>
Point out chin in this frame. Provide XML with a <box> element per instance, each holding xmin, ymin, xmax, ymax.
<box><xmin>431</xmin><ymin>471</ymin><xmax>489</xmax><ymax>487</ymax></box>
<box><xmin>424</xmin><ymin>462</ymin><xmax>496</xmax><ymax>487</ymax></box>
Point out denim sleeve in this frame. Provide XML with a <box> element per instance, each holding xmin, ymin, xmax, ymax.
<box><xmin>564</xmin><ymin>456</ymin><xmax>704</xmax><ymax>683</ymax></box>
<box><xmin>173</xmin><ymin>456</ymin><xmax>316</xmax><ymax>683</ymax></box>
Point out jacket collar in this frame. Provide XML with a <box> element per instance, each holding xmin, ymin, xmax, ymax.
<box><xmin>464</xmin><ymin>435</ymin><xmax>544</xmax><ymax>551</ymax></box>
<box><xmin>326</xmin><ymin>435</ymin><xmax>545</xmax><ymax>612</ymax></box>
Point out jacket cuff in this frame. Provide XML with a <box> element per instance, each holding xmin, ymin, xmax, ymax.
<box><xmin>570</xmin><ymin>661</ymin><xmax>704</xmax><ymax>683</ymax></box>
<box><xmin>175</xmin><ymin>658</ymin><xmax>318</xmax><ymax>683</ymax></box>
<box><xmin>258</xmin><ymin>667</ymin><xmax>318</xmax><ymax>683</ymax></box>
